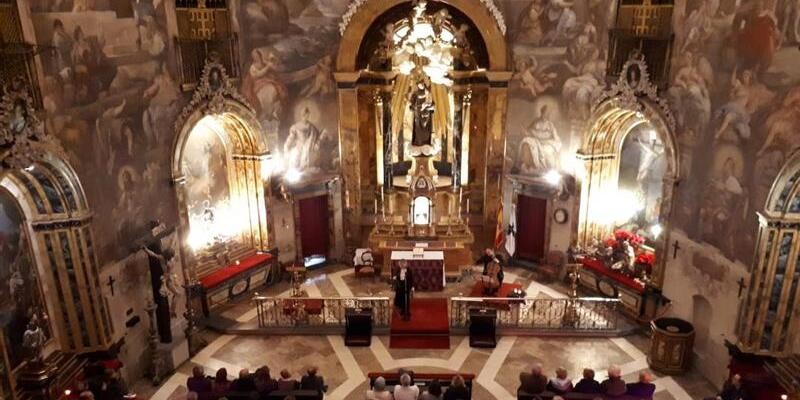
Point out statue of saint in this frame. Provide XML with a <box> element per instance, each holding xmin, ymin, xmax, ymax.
<box><xmin>410</xmin><ymin>83</ymin><xmax>435</xmax><ymax>147</ymax></box>
<box><xmin>22</xmin><ymin>320</ymin><xmax>46</xmax><ymax>365</ymax></box>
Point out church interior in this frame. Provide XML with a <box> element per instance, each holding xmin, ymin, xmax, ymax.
<box><xmin>1</xmin><ymin>0</ymin><xmax>800</xmax><ymax>399</ymax></box>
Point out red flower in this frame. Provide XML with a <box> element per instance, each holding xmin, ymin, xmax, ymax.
<box><xmin>636</xmin><ymin>253</ymin><xmax>655</xmax><ymax>266</ymax></box>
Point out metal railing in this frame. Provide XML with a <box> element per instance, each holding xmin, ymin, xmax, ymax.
<box><xmin>450</xmin><ymin>296</ymin><xmax>621</xmax><ymax>333</ymax></box>
<box><xmin>253</xmin><ymin>295</ymin><xmax>391</xmax><ymax>329</ymax></box>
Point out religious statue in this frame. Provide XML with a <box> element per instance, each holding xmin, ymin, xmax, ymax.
<box><xmin>410</xmin><ymin>83</ymin><xmax>435</xmax><ymax>147</ymax></box>
<box><xmin>22</xmin><ymin>319</ymin><xmax>46</xmax><ymax>365</ymax></box>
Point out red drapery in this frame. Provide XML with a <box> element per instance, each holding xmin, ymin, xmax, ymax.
<box><xmin>298</xmin><ymin>195</ymin><xmax>330</xmax><ymax>258</ymax></box>
<box><xmin>516</xmin><ymin>195</ymin><xmax>547</xmax><ymax>261</ymax></box>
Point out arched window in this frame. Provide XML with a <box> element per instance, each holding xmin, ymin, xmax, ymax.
<box><xmin>739</xmin><ymin>150</ymin><xmax>800</xmax><ymax>355</ymax></box>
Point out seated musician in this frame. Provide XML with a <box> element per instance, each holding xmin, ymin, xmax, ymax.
<box><xmin>476</xmin><ymin>248</ymin><xmax>505</xmax><ymax>275</ymax></box>
<box><xmin>482</xmin><ymin>258</ymin><xmax>504</xmax><ymax>296</ymax></box>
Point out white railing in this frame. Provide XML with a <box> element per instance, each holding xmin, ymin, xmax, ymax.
<box><xmin>449</xmin><ymin>296</ymin><xmax>621</xmax><ymax>332</ymax></box>
<box><xmin>253</xmin><ymin>296</ymin><xmax>392</xmax><ymax>328</ymax></box>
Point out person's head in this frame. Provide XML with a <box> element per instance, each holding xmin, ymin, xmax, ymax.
<box><xmin>556</xmin><ymin>367</ymin><xmax>568</xmax><ymax>379</ymax></box>
<box><xmin>531</xmin><ymin>363</ymin><xmax>543</xmax><ymax>375</ymax></box>
<box><xmin>485</xmin><ymin>248</ymin><xmax>494</xmax><ymax>257</ymax></box>
<box><xmin>607</xmin><ymin>365</ymin><xmax>622</xmax><ymax>379</ymax></box>
<box><xmin>373</xmin><ymin>376</ymin><xmax>387</xmax><ymax>392</ymax></box>
<box><xmin>731</xmin><ymin>374</ymin><xmax>742</xmax><ymax>388</ymax></box>
<box><xmin>400</xmin><ymin>373</ymin><xmax>412</xmax><ymax>387</ymax></box>
<box><xmin>451</xmin><ymin>375</ymin><xmax>465</xmax><ymax>388</ymax></box>
<box><xmin>427</xmin><ymin>379</ymin><xmax>443</xmax><ymax>396</ymax></box>
<box><xmin>639</xmin><ymin>371</ymin><xmax>652</xmax><ymax>384</ymax></box>
<box><xmin>582</xmin><ymin>368</ymin><xmax>595</xmax><ymax>380</ymax></box>
<box><xmin>186</xmin><ymin>392</ymin><xmax>199</xmax><ymax>400</ymax></box>
<box><xmin>254</xmin><ymin>367</ymin><xmax>268</xmax><ymax>382</ymax></box>
<box><xmin>280</xmin><ymin>369</ymin><xmax>291</xmax><ymax>379</ymax></box>
<box><xmin>238</xmin><ymin>369</ymin><xmax>249</xmax><ymax>379</ymax></box>
<box><xmin>307</xmin><ymin>366</ymin><xmax>318</xmax><ymax>376</ymax></box>
<box><xmin>216</xmin><ymin>368</ymin><xmax>228</xmax><ymax>382</ymax></box>
<box><xmin>192</xmin><ymin>366</ymin><xmax>205</xmax><ymax>379</ymax></box>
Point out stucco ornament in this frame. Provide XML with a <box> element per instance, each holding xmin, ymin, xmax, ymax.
<box><xmin>0</xmin><ymin>78</ymin><xmax>63</xmax><ymax>170</ymax></box>
<box><xmin>175</xmin><ymin>58</ymin><xmax>252</xmax><ymax>133</ymax></box>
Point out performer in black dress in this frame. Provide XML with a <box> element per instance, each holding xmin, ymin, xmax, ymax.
<box><xmin>393</xmin><ymin>261</ymin><xmax>414</xmax><ymax>320</ymax></box>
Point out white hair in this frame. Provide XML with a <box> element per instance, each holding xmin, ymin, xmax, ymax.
<box><xmin>400</xmin><ymin>373</ymin><xmax>412</xmax><ymax>386</ymax></box>
<box><xmin>608</xmin><ymin>365</ymin><xmax>622</xmax><ymax>378</ymax></box>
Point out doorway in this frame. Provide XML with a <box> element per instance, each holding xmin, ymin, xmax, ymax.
<box><xmin>298</xmin><ymin>195</ymin><xmax>330</xmax><ymax>267</ymax></box>
<box><xmin>517</xmin><ymin>195</ymin><xmax>548</xmax><ymax>261</ymax></box>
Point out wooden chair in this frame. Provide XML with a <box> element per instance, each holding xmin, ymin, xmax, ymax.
<box><xmin>354</xmin><ymin>249</ymin><xmax>379</xmax><ymax>280</ymax></box>
<box><xmin>538</xmin><ymin>250</ymin><xmax>565</xmax><ymax>282</ymax></box>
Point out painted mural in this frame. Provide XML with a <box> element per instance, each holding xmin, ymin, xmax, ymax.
<box><xmin>505</xmin><ymin>0</ymin><xmax>617</xmax><ymax>177</ymax></box>
<box><xmin>669</xmin><ymin>0</ymin><xmax>800</xmax><ymax>265</ymax></box>
<box><xmin>237</xmin><ymin>0</ymin><xmax>342</xmax><ymax>174</ymax></box>
<box><xmin>0</xmin><ymin>189</ymin><xmax>50</xmax><ymax>369</ymax></box>
<box><xmin>29</xmin><ymin>0</ymin><xmax>179</xmax><ymax>261</ymax></box>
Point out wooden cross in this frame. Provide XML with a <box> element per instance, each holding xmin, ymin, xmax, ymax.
<box><xmin>672</xmin><ymin>240</ymin><xmax>681</xmax><ymax>259</ymax></box>
<box><xmin>107</xmin><ymin>275</ymin><xmax>116</xmax><ymax>296</ymax></box>
<box><xmin>737</xmin><ymin>277</ymin><xmax>747</xmax><ymax>298</ymax></box>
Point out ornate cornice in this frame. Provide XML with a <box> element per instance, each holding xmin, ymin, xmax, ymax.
<box><xmin>175</xmin><ymin>59</ymin><xmax>252</xmax><ymax>132</ymax></box>
<box><xmin>593</xmin><ymin>52</ymin><xmax>676</xmax><ymax>131</ymax></box>
<box><xmin>0</xmin><ymin>78</ymin><xmax>63</xmax><ymax>170</ymax></box>
<box><xmin>339</xmin><ymin>0</ymin><xmax>507</xmax><ymax>36</ymax></box>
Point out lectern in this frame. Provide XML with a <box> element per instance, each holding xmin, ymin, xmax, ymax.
<box><xmin>469</xmin><ymin>308</ymin><xmax>497</xmax><ymax>348</ymax></box>
<box><xmin>345</xmin><ymin>307</ymin><xmax>373</xmax><ymax>346</ymax></box>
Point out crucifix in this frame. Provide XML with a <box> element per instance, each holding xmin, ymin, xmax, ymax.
<box><xmin>672</xmin><ymin>240</ymin><xmax>681</xmax><ymax>259</ymax></box>
<box><xmin>107</xmin><ymin>275</ymin><xmax>116</xmax><ymax>296</ymax></box>
<box><xmin>737</xmin><ymin>277</ymin><xmax>747</xmax><ymax>298</ymax></box>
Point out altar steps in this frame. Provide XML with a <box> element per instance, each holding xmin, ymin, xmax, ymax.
<box><xmin>389</xmin><ymin>298</ymin><xmax>450</xmax><ymax>349</ymax></box>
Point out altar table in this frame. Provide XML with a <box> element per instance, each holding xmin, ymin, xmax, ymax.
<box><xmin>391</xmin><ymin>251</ymin><xmax>445</xmax><ymax>291</ymax></box>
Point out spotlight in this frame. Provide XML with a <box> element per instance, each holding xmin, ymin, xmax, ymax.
<box><xmin>544</xmin><ymin>170</ymin><xmax>562</xmax><ymax>186</ymax></box>
<box><xmin>650</xmin><ymin>224</ymin><xmax>663</xmax><ymax>238</ymax></box>
<box><xmin>285</xmin><ymin>168</ymin><xmax>302</xmax><ymax>183</ymax></box>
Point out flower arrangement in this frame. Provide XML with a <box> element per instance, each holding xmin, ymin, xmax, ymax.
<box><xmin>586</xmin><ymin>229</ymin><xmax>654</xmax><ymax>284</ymax></box>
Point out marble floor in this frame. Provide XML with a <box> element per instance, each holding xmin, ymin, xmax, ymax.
<box><xmin>136</xmin><ymin>264</ymin><xmax>718</xmax><ymax>400</ymax></box>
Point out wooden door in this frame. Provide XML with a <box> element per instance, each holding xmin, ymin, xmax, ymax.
<box><xmin>298</xmin><ymin>195</ymin><xmax>330</xmax><ymax>259</ymax></box>
<box><xmin>516</xmin><ymin>195</ymin><xmax>548</xmax><ymax>261</ymax></box>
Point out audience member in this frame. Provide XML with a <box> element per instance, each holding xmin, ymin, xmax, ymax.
<box><xmin>547</xmin><ymin>367</ymin><xmax>573</xmax><ymax>394</ymax></box>
<box><xmin>626</xmin><ymin>371</ymin><xmax>656</xmax><ymax>399</ymax></box>
<box><xmin>393</xmin><ymin>373</ymin><xmax>420</xmax><ymax>400</ymax></box>
<box><xmin>300</xmin><ymin>366</ymin><xmax>327</xmax><ymax>395</ymax></box>
<box><xmin>601</xmin><ymin>365</ymin><xmax>627</xmax><ymax>397</ymax></box>
<box><xmin>277</xmin><ymin>369</ymin><xmax>298</xmax><ymax>391</ymax></box>
<box><xmin>420</xmin><ymin>379</ymin><xmax>443</xmax><ymax>400</ymax></box>
<box><xmin>366</xmin><ymin>376</ymin><xmax>393</xmax><ymax>400</ymax></box>
<box><xmin>187</xmin><ymin>367</ymin><xmax>212</xmax><ymax>400</ymax></box>
<box><xmin>212</xmin><ymin>368</ymin><xmax>231</xmax><ymax>399</ymax></box>
<box><xmin>253</xmin><ymin>366</ymin><xmax>278</xmax><ymax>396</ymax></box>
<box><xmin>186</xmin><ymin>392</ymin><xmax>198</xmax><ymax>400</ymax></box>
<box><xmin>518</xmin><ymin>363</ymin><xmax>548</xmax><ymax>394</ymax></box>
<box><xmin>574</xmin><ymin>368</ymin><xmax>602</xmax><ymax>394</ymax></box>
<box><xmin>228</xmin><ymin>369</ymin><xmax>256</xmax><ymax>400</ymax></box>
<box><xmin>443</xmin><ymin>375</ymin><xmax>470</xmax><ymax>400</ymax></box>
<box><xmin>719</xmin><ymin>374</ymin><xmax>749</xmax><ymax>400</ymax></box>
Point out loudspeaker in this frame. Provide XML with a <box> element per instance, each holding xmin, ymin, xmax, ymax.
<box><xmin>469</xmin><ymin>308</ymin><xmax>497</xmax><ymax>348</ymax></box>
<box><xmin>345</xmin><ymin>307</ymin><xmax>372</xmax><ymax>346</ymax></box>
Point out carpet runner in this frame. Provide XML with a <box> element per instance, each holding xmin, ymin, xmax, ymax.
<box><xmin>390</xmin><ymin>298</ymin><xmax>450</xmax><ymax>349</ymax></box>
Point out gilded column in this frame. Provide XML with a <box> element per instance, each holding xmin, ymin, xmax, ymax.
<box><xmin>483</xmin><ymin>73</ymin><xmax>512</xmax><ymax>244</ymax></box>
<box><xmin>335</xmin><ymin>74</ymin><xmax>362</xmax><ymax>248</ymax></box>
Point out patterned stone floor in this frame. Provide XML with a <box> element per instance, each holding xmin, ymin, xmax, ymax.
<box><xmin>134</xmin><ymin>264</ymin><xmax>718</xmax><ymax>400</ymax></box>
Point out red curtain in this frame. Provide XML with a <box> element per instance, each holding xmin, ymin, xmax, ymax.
<box><xmin>298</xmin><ymin>195</ymin><xmax>330</xmax><ymax>258</ymax></box>
<box><xmin>517</xmin><ymin>195</ymin><xmax>547</xmax><ymax>261</ymax></box>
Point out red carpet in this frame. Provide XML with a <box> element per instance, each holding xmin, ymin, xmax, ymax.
<box><xmin>390</xmin><ymin>298</ymin><xmax>450</xmax><ymax>349</ymax></box>
<box><xmin>469</xmin><ymin>281</ymin><xmax>524</xmax><ymax>297</ymax></box>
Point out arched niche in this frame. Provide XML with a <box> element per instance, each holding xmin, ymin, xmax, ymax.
<box><xmin>739</xmin><ymin>148</ymin><xmax>800</xmax><ymax>355</ymax></box>
<box><xmin>577</xmin><ymin>74</ymin><xmax>679</xmax><ymax>288</ymax></box>
<box><xmin>172</xmin><ymin>61</ymin><xmax>270</xmax><ymax>280</ymax></box>
<box><xmin>335</xmin><ymin>0</ymin><xmax>511</xmax><ymax>247</ymax></box>
<box><xmin>0</xmin><ymin>152</ymin><xmax>113</xmax><ymax>368</ymax></box>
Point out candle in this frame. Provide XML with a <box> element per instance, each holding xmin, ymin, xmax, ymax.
<box><xmin>374</xmin><ymin>198</ymin><xmax>378</xmax><ymax>214</ymax></box>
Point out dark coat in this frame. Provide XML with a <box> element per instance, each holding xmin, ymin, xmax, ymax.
<box><xmin>626</xmin><ymin>382</ymin><xmax>656</xmax><ymax>399</ymax></box>
<box><xmin>518</xmin><ymin>372</ymin><xmax>548</xmax><ymax>395</ymax></box>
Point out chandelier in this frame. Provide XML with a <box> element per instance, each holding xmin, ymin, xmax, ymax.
<box><xmin>392</xmin><ymin>0</ymin><xmax>457</xmax><ymax>86</ymax></box>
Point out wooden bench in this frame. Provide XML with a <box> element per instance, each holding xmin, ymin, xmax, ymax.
<box><xmin>198</xmin><ymin>252</ymin><xmax>276</xmax><ymax>315</ymax></box>
<box><xmin>368</xmin><ymin>372</ymin><xmax>476</xmax><ymax>398</ymax></box>
<box><xmin>518</xmin><ymin>390</ymin><xmax>651</xmax><ymax>400</ymax></box>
